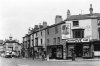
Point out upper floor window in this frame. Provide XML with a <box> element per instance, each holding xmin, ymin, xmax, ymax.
<box><xmin>73</xmin><ymin>21</ymin><xmax>79</xmax><ymax>26</ymax></box>
<box><xmin>36</xmin><ymin>32</ymin><xmax>38</xmax><ymax>36</ymax></box>
<box><xmin>53</xmin><ymin>38</ymin><xmax>56</xmax><ymax>45</ymax></box>
<box><xmin>55</xmin><ymin>26</ymin><xmax>58</xmax><ymax>34</ymax></box>
<box><xmin>57</xmin><ymin>37</ymin><xmax>60</xmax><ymax>44</ymax></box>
<box><xmin>47</xmin><ymin>29</ymin><xmax>49</xmax><ymax>35</ymax></box>
<box><xmin>41</xmin><ymin>39</ymin><xmax>42</xmax><ymax>45</ymax></box>
<box><xmin>41</xmin><ymin>31</ymin><xmax>42</xmax><ymax>36</ymax></box>
<box><xmin>73</xmin><ymin>29</ymin><xmax>84</xmax><ymax>38</ymax></box>
<box><xmin>35</xmin><ymin>38</ymin><xmax>38</xmax><ymax>46</ymax></box>
<box><xmin>47</xmin><ymin>39</ymin><xmax>49</xmax><ymax>45</ymax></box>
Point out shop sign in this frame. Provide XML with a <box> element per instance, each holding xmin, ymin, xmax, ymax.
<box><xmin>81</xmin><ymin>38</ymin><xmax>89</xmax><ymax>42</ymax></box>
<box><xmin>66</xmin><ymin>38</ymin><xmax>81</xmax><ymax>43</ymax></box>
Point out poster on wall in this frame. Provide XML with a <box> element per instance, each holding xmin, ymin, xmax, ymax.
<box><xmin>61</xmin><ymin>23</ymin><xmax>71</xmax><ymax>39</ymax></box>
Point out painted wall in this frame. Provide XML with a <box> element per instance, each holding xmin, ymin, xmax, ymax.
<box><xmin>91</xmin><ymin>19</ymin><xmax>98</xmax><ymax>40</ymax></box>
<box><xmin>65</xmin><ymin>19</ymin><xmax>94</xmax><ymax>40</ymax></box>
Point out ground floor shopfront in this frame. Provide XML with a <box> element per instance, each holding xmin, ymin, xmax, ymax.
<box><xmin>47</xmin><ymin>40</ymin><xmax>100</xmax><ymax>60</ymax></box>
<box><xmin>47</xmin><ymin>45</ymin><xmax>63</xmax><ymax>59</ymax></box>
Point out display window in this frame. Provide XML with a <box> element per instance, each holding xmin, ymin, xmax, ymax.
<box><xmin>68</xmin><ymin>45</ymin><xmax>74</xmax><ymax>57</ymax></box>
<box><xmin>83</xmin><ymin>45</ymin><xmax>90</xmax><ymax>57</ymax></box>
<box><xmin>56</xmin><ymin>48</ymin><xmax>62</xmax><ymax>58</ymax></box>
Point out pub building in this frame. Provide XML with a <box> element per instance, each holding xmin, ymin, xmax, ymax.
<box><xmin>64</xmin><ymin>4</ymin><xmax>100</xmax><ymax>59</ymax></box>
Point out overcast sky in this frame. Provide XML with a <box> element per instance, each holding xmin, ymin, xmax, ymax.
<box><xmin>0</xmin><ymin>0</ymin><xmax>100</xmax><ymax>43</ymax></box>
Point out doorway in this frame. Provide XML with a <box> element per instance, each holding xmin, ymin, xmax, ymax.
<box><xmin>51</xmin><ymin>48</ymin><xmax>56</xmax><ymax>59</ymax></box>
<box><xmin>75</xmin><ymin>43</ymin><xmax>83</xmax><ymax>57</ymax></box>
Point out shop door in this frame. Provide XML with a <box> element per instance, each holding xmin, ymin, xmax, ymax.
<box><xmin>52</xmin><ymin>48</ymin><xmax>56</xmax><ymax>59</ymax></box>
<box><xmin>75</xmin><ymin>44</ymin><xmax>83</xmax><ymax>57</ymax></box>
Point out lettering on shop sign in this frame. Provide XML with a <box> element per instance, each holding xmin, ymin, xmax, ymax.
<box><xmin>66</xmin><ymin>38</ymin><xmax>81</xmax><ymax>43</ymax></box>
<box><xmin>81</xmin><ymin>38</ymin><xmax>89</xmax><ymax>42</ymax></box>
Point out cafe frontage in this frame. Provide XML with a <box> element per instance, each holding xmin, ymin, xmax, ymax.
<box><xmin>66</xmin><ymin>38</ymin><xmax>95</xmax><ymax>59</ymax></box>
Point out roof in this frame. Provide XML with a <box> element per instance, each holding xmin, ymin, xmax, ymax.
<box><xmin>65</xmin><ymin>13</ymin><xmax>100</xmax><ymax>21</ymax></box>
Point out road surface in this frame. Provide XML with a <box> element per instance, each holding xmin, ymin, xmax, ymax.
<box><xmin>0</xmin><ymin>57</ymin><xmax>100</xmax><ymax>66</ymax></box>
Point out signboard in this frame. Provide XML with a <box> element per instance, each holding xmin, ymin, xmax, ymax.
<box><xmin>81</xmin><ymin>38</ymin><xmax>89</xmax><ymax>42</ymax></box>
<box><xmin>61</xmin><ymin>23</ymin><xmax>71</xmax><ymax>39</ymax></box>
<box><xmin>66</xmin><ymin>38</ymin><xmax>81</xmax><ymax>43</ymax></box>
<box><xmin>66</xmin><ymin>38</ymin><xmax>89</xmax><ymax>43</ymax></box>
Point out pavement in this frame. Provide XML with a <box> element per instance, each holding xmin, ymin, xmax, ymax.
<box><xmin>0</xmin><ymin>57</ymin><xmax>100</xmax><ymax>66</ymax></box>
<box><xmin>20</xmin><ymin>57</ymin><xmax>100</xmax><ymax>62</ymax></box>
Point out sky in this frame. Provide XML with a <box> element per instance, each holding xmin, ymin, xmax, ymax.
<box><xmin>0</xmin><ymin>0</ymin><xmax>100</xmax><ymax>43</ymax></box>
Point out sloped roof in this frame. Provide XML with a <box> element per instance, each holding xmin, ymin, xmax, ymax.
<box><xmin>65</xmin><ymin>13</ymin><xmax>100</xmax><ymax>21</ymax></box>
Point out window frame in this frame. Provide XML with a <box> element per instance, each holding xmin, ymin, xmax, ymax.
<box><xmin>73</xmin><ymin>21</ymin><xmax>79</xmax><ymax>27</ymax></box>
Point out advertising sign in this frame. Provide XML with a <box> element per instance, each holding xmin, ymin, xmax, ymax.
<box><xmin>61</xmin><ymin>23</ymin><xmax>71</xmax><ymax>39</ymax></box>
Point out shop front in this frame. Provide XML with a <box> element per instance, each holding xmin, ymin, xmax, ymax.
<box><xmin>66</xmin><ymin>38</ymin><xmax>94</xmax><ymax>58</ymax></box>
<box><xmin>34</xmin><ymin>46</ymin><xmax>44</xmax><ymax>59</ymax></box>
<box><xmin>47</xmin><ymin>45</ymin><xmax>63</xmax><ymax>59</ymax></box>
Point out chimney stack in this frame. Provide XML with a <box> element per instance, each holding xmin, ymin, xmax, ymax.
<box><xmin>43</xmin><ymin>21</ymin><xmax>47</xmax><ymax>28</ymax></box>
<box><xmin>67</xmin><ymin>9</ymin><xmax>71</xmax><ymax>18</ymax></box>
<box><xmin>55</xmin><ymin>15</ymin><xmax>63</xmax><ymax>24</ymax></box>
<box><xmin>89</xmin><ymin>4</ymin><xmax>93</xmax><ymax>15</ymax></box>
<box><xmin>34</xmin><ymin>25</ymin><xmax>39</xmax><ymax>31</ymax></box>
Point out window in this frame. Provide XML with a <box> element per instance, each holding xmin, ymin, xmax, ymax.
<box><xmin>41</xmin><ymin>31</ymin><xmax>42</xmax><ymax>36</ymax></box>
<box><xmin>98</xmin><ymin>28</ymin><xmax>100</xmax><ymax>39</ymax></box>
<box><xmin>57</xmin><ymin>37</ymin><xmax>60</xmax><ymax>44</ymax></box>
<box><xmin>55</xmin><ymin>26</ymin><xmax>58</xmax><ymax>34</ymax></box>
<box><xmin>35</xmin><ymin>38</ymin><xmax>38</xmax><ymax>46</ymax></box>
<box><xmin>73</xmin><ymin>29</ymin><xmax>84</xmax><ymax>38</ymax></box>
<box><xmin>62</xmin><ymin>25</ymin><xmax>66</xmax><ymax>30</ymax></box>
<box><xmin>98</xmin><ymin>20</ymin><xmax>100</xmax><ymax>25</ymax></box>
<box><xmin>47</xmin><ymin>29</ymin><xmax>49</xmax><ymax>35</ymax></box>
<box><xmin>94</xmin><ymin>44</ymin><xmax>100</xmax><ymax>51</ymax></box>
<box><xmin>41</xmin><ymin>39</ymin><xmax>42</xmax><ymax>45</ymax></box>
<box><xmin>36</xmin><ymin>32</ymin><xmax>37</xmax><ymax>36</ymax></box>
<box><xmin>73</xmin><ymin>21</ymin><xmax>79</xmax><ymax>26</ymax></box>
<box><xmin>53</xmin><ymin>38</ymin><xmax>56</xmax><ymax>45</ymax></box>
<box><xmin>47</xmin><ymin>39</ymin><xmax>49</xmax><ymax>45</ymax></box>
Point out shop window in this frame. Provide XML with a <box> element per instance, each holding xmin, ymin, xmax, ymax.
<box><xmin>73</xmin><ymin>21</ymin><xmax>79</xmax><ymax>26</ymax></box>
<box><xmin>73</xmin><ymin>29</ymin><xmax>84</xmax><ymax>38</ymax></box>
<box><xmin>55</xmin><ymin>26</ymin><xmax>58</xmax><ymax>34</ymax></box>
<box><xmin>94</xmin><ymin>44</ymin><xmax>100</xmax><ymax>51</ymax></box>
<box><xmin>56</xmin><ymin>47</ymin><xmax>62</xmax><ymax>58</ymax></box>
<box><xmin>83</xmin><ymin>45</ymin><xmax>90</xmax><ymax>57</ymax></box>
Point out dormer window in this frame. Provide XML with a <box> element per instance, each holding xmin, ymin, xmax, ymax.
<box><xmin>73</xmin><ymin>21</ymin><xmax>79</xmax><ymax>26</ymax></box>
